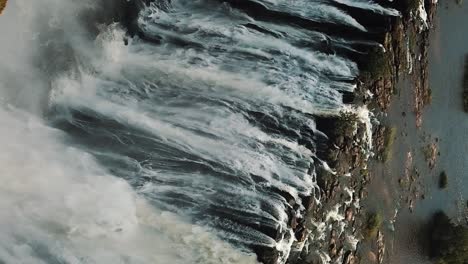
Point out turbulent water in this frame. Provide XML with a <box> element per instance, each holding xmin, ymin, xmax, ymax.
<box><xmin>0</xmin><ymin>0</ymin><xmax>397</xmax><ymax>263</ymax></box>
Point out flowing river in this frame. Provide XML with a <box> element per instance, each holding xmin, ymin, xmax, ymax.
<box><xmin>0</xmin><ymin>0</ymin><xmax>398</xmax><ymax>263</ymax></box>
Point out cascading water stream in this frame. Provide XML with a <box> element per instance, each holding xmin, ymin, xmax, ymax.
<box><xmin>0</xmin><ymin>0</ymin><xmax>398</xmax><ymax>263</ymax></box>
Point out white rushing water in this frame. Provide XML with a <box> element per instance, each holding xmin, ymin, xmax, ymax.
<box><xmin>0</xmin><ymin>1</ymin><xmax>259</xmax><ymax>263</ymax></box>
<box><xmin>0</xmin><ymin>0</ymin><xmax>262</xmax><ymax>264</ymax></box>
<box><xmin>0</xmin><ymin>106</ymin><xmax>259</xmax><ymax>264</ymax></box>
<box><xmin>0</xmin><ymin>0</ymin><xmax>398</xmax><ymax>263</ymax></box>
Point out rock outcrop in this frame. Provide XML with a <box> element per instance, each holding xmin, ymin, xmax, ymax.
<box><xmin>0</xmin><ymin>0</ymin><xmax>7</xmax><ymax>15</ymax></box>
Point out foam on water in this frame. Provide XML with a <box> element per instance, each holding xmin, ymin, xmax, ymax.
<box><xmin>0</xmin><ymin>106</ymin><xmax>258</xmax><ymax>264</ymax></box>
<box><xmin>0</xmin><ymin>1</ymin><xmax>258</xmax><ymax>263</ymax></box>
<box><xmin>0</xmin><ymin>0</ymin><xmax>399</xmax><ymax>262</ymax></box>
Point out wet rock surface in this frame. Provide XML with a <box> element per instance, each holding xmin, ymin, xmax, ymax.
<box><xmin>285</xmin><ymin>1</ymin><xmax>439</xmax><ymax>263</ymax></box>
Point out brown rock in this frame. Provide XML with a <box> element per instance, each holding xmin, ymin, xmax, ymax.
<box><xmin>290</xmin><ymin>214</ymin><xmax>298</xmax><ymax>229</ymax></box>
<box><xmin>329</xmin><ymin>243</ymin><xmax>337</xmax><ymax>258</ymax></box>
<box><xmin>367</xmin><ymin>251</ymin><xmax>377</xmax><ymax>263</ymax></box>
<box><xmin>345</xmin><ymin>207</ymin><xmax>354</xmax><ymax>222</ymax></box>
<box><xmin>343</xmin><ymin>253</ymin><xmax>356</xmax><ymax>264</ymax></box>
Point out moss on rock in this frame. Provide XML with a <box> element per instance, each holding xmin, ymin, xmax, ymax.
<box><xmin>382</xmin><ymin>126</ymin><xmax>397</xmax><ymax>163</ymax></box>
<box><xmin>361</xmin><ymin>48</ymin><xmax>392</xmax><ymax>79</ymax></box>
<box><xmin>364</xmin><ymin>212</ymin><xmax>383</xmax><ymax>239</ymax></box>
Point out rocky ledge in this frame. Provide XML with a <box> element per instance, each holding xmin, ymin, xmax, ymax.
<box><xmin>283</xmin><ymin>0</ymin><xmax>438</xmax><ymax>263</ymax></box>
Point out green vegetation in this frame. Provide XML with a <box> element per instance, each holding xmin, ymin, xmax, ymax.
<box><xmin>360</xmin><ymin>168</ymin><xmax>369</xmax><ymax>177</ymax></box>
<box><xmin>382</xmin><ymin>126</ymin><xmax>397</xmax><ymax>163</ymax></box>
<box><xmin>364</xmin><ymin>212</ymin><xmax>383</xmax><ymax>239</ymax></box>
<box><xmin>408</xmin><ymin>29</ymin><xmax>417</xmax><ymax>51</ymax></box>
<box><xmin>334</xmin><ymin>112</ymin><xmax>359</xmax><ymax>138</ymax></box>
<box><xmin>463</xmin><ymin>55</ymin><xmax>468</xmax><ymax>112</ymax></box>
<box><xmin>439</xmin><ymin>171</ymin><xmax>448</xmax><ymax>189</ymax></box>
<box><xmin>423</xmin><ymin>145</ymin><xmax>432</xmax><ymax>160</ymax></box>
<box><xmin>425</xmin><ymin>88</ymin><xmax>433</xmax><ymax>105</ymax></box>
<box><xmin>361</xmin><ymin>48</ymin><xmax>391</xmax><ymax>79</ymax></box>
<box><xmin>422</xmin><ymin>143</ymin><xmax>437</xmax><ymax>162</ymax></box>
<box><xmin>430</xmin><ymin>212</ymin><xmax>468</xmax><ymax>264</ymax></box>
